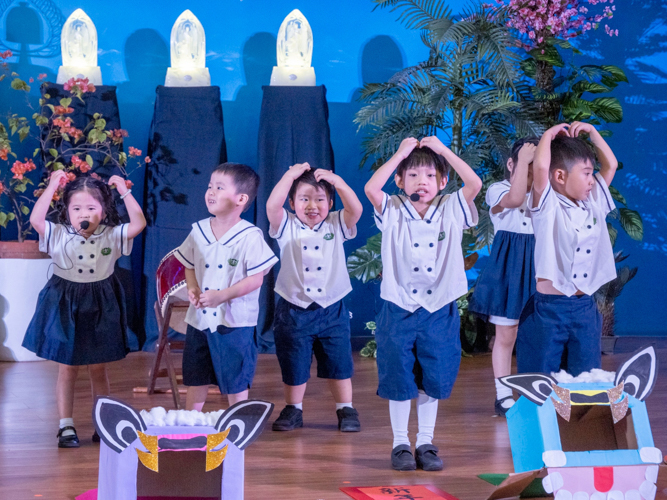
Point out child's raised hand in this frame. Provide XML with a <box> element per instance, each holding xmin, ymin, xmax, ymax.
<box><xmin>286</xmin><ymin>162</ymin><xmax>311</xmax><ymax>180</ymax></box>
<box><xmin>47</xmin><ymin>169</ymin><xmax>68</xmax><ymax>190</ymax></box>
<box><xmin>517</xmin><ymin>142</ymin><xmax>537</xmax><ymax>165</ymax></box>
<box><xmin>188</xmin><ymin>287</ymin><xmax>202</xmax><ymax>308</ymax></box>
<box><xmin>396</xmin><ymin>137</ymin><xmax>419</xmax><ymax>160</ymax></box>
<box><xmin>544</xmin><ymin>123</ymin><xmax>570</xmax><ymax>140</ymax></box>
<box><xmin>419</xmin><ymin>136</ymin><xmax>448</xmax><ymax>156</ymax></box>
<box><xmin>313</xmin><ymin>168</ymin><xmax>340</xmax><ymax>187</ymax></box>
<box><xmin>568</xmin><ymin>121</ymin><xmax>596</xmax><ymax>138</ymax></box>
<box><xmin>108</xmin><ymin>175</ymin><xmax>129</xmax><ymax>195</ymax></box>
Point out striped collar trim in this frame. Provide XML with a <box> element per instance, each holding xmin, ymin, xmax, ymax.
<box><xmin>398</xmin><ymin>194</ymin><xmax>444</xmax><ymax>222</ymax></box>
<box><xmin>555</xmin><ymin>191</ymin><xmax>586</xmax><ymax>210</ymax></box>
<box><xmin>295</xmin><ymin>215</ymin><xmax>328</xmax><ymax>232</ymax></box>
<box><xmin>195</xmin><ymin>218</ymin><xmax>257</xmax><ymax>246</ymax></box>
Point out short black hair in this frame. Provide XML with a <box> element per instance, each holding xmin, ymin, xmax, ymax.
<box><xmin>212</xmin><ymin>163</ymin><xmax>259</xmax><ymax>212</ymax></box>
<box><xmin>56</xmin><ymin>175</ymin><xmax>121</xmax><ymax>227</ymax></box>
<box><xmin>288</xmin><ymin>169</ymin><xmax>335</xmax><ymax>203</ymax></box>
<box><xmin>550</xmin><ymin>136</ymin><xmax>596</xmax><ymax>173</ymax></box>
<box><xmin>504</xmin><ymin>136</ymin><xmax>540</xmax><ymax>180</ymax></box>
<box><xmin>396</xmin><ymin>147</ymin><xmax>450</xmax><ymax>179</ymax></box>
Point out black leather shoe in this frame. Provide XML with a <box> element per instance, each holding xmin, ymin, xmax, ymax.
<box><xmin>272</xmin><ymin>405</ymin><xmax>303</xmax><ymax>431</ymax></box>
<box><xmin>92</xmin><ymin>430</ymin><xmax>100</xmax><ymax>443</ymax></box>
<box><xmin>336</xmin><ymin>407</ymin><xmax>361</xmax><ymax>432</ymax></box>
<box><xmin>415</xmin><ymin>444</ymin><xmax>443</xmax><ymax>471</ymax></box>
<box><xmin>391</xmin><ymin>444</ymin><xmax>416</xmax><ymax>471</ymax></box>
<box><xmin>494</xmin><ymin>396</ymin><xmax>515</xmax><ymax>416</ymax></box>
<box><xmin>57</xmin><ymin>426</ymin><xmax>80</xmax><ymax>448</ymax></box>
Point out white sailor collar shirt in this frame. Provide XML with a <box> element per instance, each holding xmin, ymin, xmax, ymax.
<box><xmin>530</xmin><ymin>172</ymin><xmax>616</xmax><ymax>297</ymax></box>
<box><xmin>374</xmin><ymin>189</ymin><xmax>478</xmax><ymax>313</ymax></box>
<box><xmin>40</xmin><ymin>222</ymin><xmax>132</xmax><ymax>283</ymax></box>
<box><xmin>270</xmin><ymin>209</ymin><xmax>356</xmax><ymax>308</ymax></box>
<box><xmin>175</xmin><ymin>218</ymin><xmax>278</xmax><ymax>330</ymax></box>
<box><xmin>486</xmin><ymin>181</ymin><xmax>533</xmax><ymax>234</ymax></box>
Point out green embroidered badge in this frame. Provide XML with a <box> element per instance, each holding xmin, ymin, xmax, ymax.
<box><xmin>438</xmin><ymin>231</ymin><xmax>446</xmax><ymax>241</ymax></box>
<box><xmin>101</xmin><ymin>248</ymin><xmax>112</xmax><ymax>256</ymax></box>
<box><xmin>324</xmin><ymin>233</ymin><xmax>334</xmax><ymax>240</ymax></box>
<box><xmin>593</xmin><ymin>217</ymin><xmax>597</xmax><ymax>225</ymax></box>
<box><xmin>228</xmin><ymin>258</ymin><xmax>239</xmax><ymax>267</ymax></box>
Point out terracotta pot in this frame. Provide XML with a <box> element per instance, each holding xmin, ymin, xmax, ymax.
<box><xmin>0</xmin><ymin>240</ymin><xmax>49</xmax><ymax>259</ymax></box>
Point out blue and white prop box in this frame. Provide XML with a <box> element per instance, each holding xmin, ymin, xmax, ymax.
<box><xmin>485</xmin><ymin>346</ymin><xmax>666</xmax><ymax>499</ymax></box>
<box><xmin>92</xmin><ymin>398</ymin><xmax>273</xmax><ymax>499</ymax></box>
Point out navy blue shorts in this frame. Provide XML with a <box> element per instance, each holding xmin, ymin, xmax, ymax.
<box><xmin>376</xmin><ymin>300</ymin><xmax>461</xmax><ymax>401</ymax></box>
<box><xmin>273</xmin><ymin>297</ymin><xmax>354</xmax><ymax>386</ymax></box>
<box><xmin>182</xmin><ymin>324</ymin><xmax>258</xmax><ymax>394</ymax></box>
<box><xmin>516</xmin><ymin>292</ymin><xmax>601</xmax><ymax>377</ymax></box>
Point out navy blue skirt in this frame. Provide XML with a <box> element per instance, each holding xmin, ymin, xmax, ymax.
<box><xmin>469</xmin><ymin>230</ymin><xmax>536</xmax><ymax>321</ymax></box>
<box><xmin>22</xmin><ymin>275</ymin><xmax>129</xmax><ymax>365</ymax></box>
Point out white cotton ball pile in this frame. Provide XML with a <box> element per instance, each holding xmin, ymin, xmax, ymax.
<box><xmin>140</xmin><ymin>407</ymin><xmax>225</xmax><ymax>427</ymax></box>
<box><xmin>552</xmin><ymin>368</ymin><xmax>616</xmax><ymax>384</ymax></box>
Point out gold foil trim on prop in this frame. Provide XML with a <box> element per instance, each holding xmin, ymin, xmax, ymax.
<box><xmin>206</xmin><ymin>429</ymin><xmax>230</xmax><ymax>472</ymax></box>
<box><xmin>607</xmin><ymin>381</ymin><xmax>624</xmax><ymax>404</ymax></box>
<box><xmin>551</xmin><ymin>384</ymin><xmax>571</xmax><ymax>421</ymax></box>
<box><xmin>136</xmin><ymin>431</ymin><xmax>159</xmax><ymax>472</ymax></box>
<box><xmin>610</xmin><ymin>395</ymin><xmax>629</xmax><ymax>424</ymax></box>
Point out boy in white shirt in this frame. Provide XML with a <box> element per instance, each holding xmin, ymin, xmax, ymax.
<box><xmin>365</xmin><ymin>136</ymin><xmax>482</xmax><ymax>471</ymax></box>
<box><xmin>266</xmin><ymin>163</ymin><xmax>363</xmax><ymax>432</ymax></box>
<box><xmin>175</xmin><ymin>163</ymin><xmax>278</xmax><ymax>410</ymax></box>
<box><xmin>517</xmin><ymin>122</ymin><xmax>618</xmax><ymax>376</ymax></box>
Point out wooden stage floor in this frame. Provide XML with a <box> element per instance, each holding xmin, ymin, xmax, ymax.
<box><xmin>1</xmin><ymin>349</ymin><xmax>665</xmax><ymax>500</ymax></box>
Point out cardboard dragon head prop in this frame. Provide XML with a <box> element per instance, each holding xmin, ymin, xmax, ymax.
<box><xmin>93</xmin><ymin>397</ymin><xmax>273</xmax><ymax>500</ymax></box>
<box><xmin>485</xmin><ymin>346</ymin><xmax>665</xmax><ymax>500</ymax></box>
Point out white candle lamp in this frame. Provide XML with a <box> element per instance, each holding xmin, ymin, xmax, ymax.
<box><xmin>270</xmin><ymin>9</ymin><xmax>316</xmax><ymax>86</ymax></box>
<box><xmin>56</xmin><ymin>8</ymin><xmax>102</xmax><ymax>85</ymax></box>
<box><xmin>165</xmin><ymin>9</ymin><xmax>210</xmax><ymax>87</ymax></box>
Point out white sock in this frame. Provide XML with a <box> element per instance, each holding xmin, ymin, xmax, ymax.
<box><xmin>336</xmin><ymin>402</ymin><xmax>353</xmax><ymax>410</ymax></box>
<box><xmin>495</xmin><ymin>379</ymin><xmax>514</xmax><ymax>408</ymax></box>
<box><xmin>389</xmin><ymin>399</ymin><xmax>411</xmax><ymax>449</ymax></box>
<box><xmin>289</xmin><ymin>402</ymin><xmax>303</xmax><ymax>411</ymax></box>
<box><xmin>59</xmin><ymin>418</ymin><xmax>75</xmax><ymax>437</ymax></box>
<box><xmin>416</xmin><ymin>391</ymin><xmax>438</xmax><ymax>448</ymax></box>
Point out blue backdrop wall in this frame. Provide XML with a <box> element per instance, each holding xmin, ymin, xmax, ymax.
<box><xmin>1</xmin><ymin>0</ymin><xmax>665</xmax><ymax>338</ymax></box>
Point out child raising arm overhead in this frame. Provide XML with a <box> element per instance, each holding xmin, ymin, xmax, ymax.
<box><xmin>468</xmin><ymin>138</ymin><xmax>539</xmax><ymax>416</ymax></box>
<box><xmin>517</xmin><ymin>122</ymin><xmax>618</xmax><ymax>376</ymax></box>
<box><xmin>267</xmin><ymin>162</ymin><xmax>363</xmax><ymax>433</ymax></box>
<box><xmin>365</xmin><ymin>136</ymin><xmax>481</xmax><ymax>472</ymax></box>
<box><xmin>23</xmin><ymin>171</ymin><xmax>146</xmax><ymax>448</ymax></box>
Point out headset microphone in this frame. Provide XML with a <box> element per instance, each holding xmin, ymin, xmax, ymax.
<box><xmin>409</xmin><ymin>193</ymin><xmax>421</xmax><ymax>202</ymax></box>
<box><xmin>80</xmin><ymin>221</ymin><xmax>90</xmax><ymax>230</ymax></box>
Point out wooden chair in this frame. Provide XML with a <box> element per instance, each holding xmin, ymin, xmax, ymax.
<box><xmin>145</xmin><ymin>249</ymin><xmax>189</xmax><ymax>408</ymax></box>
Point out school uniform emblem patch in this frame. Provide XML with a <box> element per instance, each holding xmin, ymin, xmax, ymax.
<box><xmin>102</xmin><ymin>247</ymin><xmax>112</xmax><ymax>256</ymax></box>
<box><xmin>438</xmin><ymin>231</ymin><xmax>446</xmax><ymax>241</ymax></box>
<box><xmin>324</xmin><ymin>233</ymin><xmax>334</xmax><ymax>240</ymax></box>
<box><xmin>228</xmin><ymin>258</ymin><xmax>238</xmax><ymax>266</ymax></box>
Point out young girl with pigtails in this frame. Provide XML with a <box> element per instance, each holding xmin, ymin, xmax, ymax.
<box><xmin>468</xmin><ymin>138</ymin><xmax>539</xmax><ymax>416</ymax></box>
<box><xmin>22</xmin><ymin>170</ymin><xmax>146</xmax><ymax>448</ymax></box>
